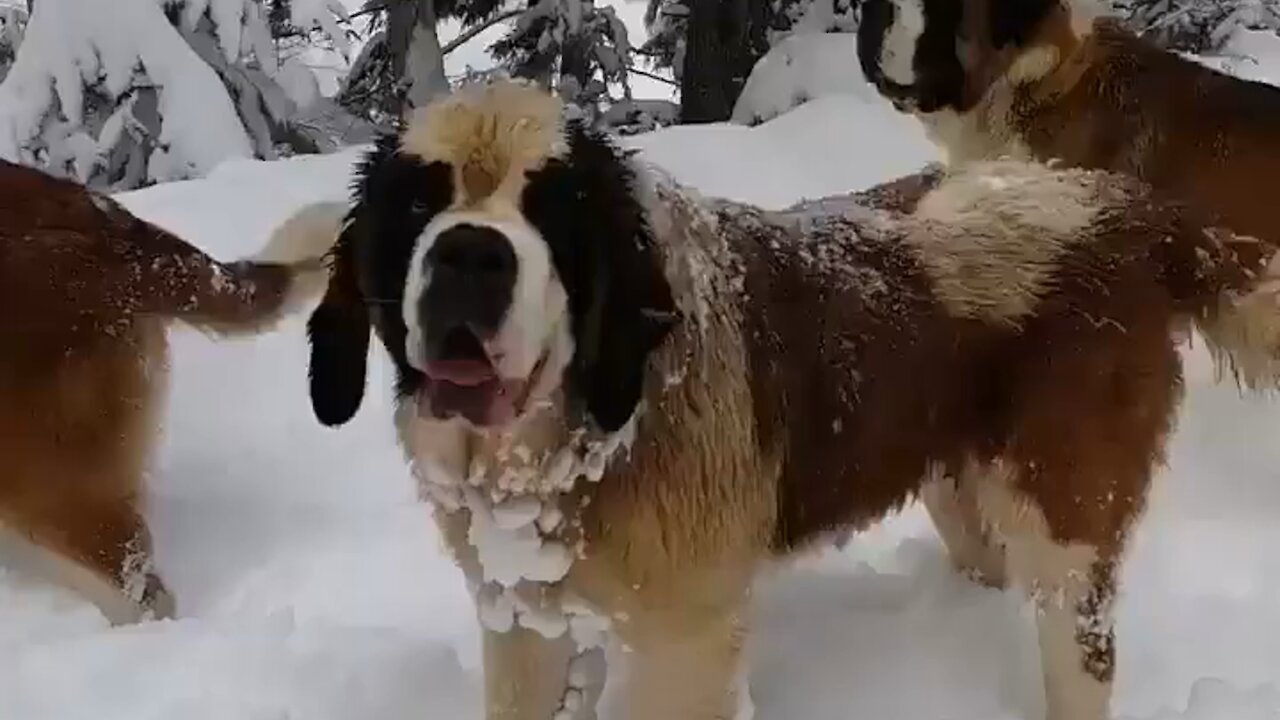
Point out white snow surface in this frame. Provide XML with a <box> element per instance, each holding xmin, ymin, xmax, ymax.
<box><xmin>732</xmin><ymin>32</ymin><xmax>880</xmax><ymax>126</ymax></box>
<box><xmin>5</xmin><ymin>90</ymin><xmax>1280</xmax><ymax>720</ymax></box>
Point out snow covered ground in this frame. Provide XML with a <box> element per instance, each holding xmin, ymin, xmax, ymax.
<box><xmin>6</xmin><ymin>77</ymin><xmax>1280</xmax><ymax>720</ymax></box>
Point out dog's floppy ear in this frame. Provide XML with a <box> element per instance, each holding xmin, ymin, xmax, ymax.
<box><xmin>579</xmin><ymin>218</ymin><xmax>678</xmax><ymax>434</ymax></box>
<box><xmin>571</xmin><ymin>130</ymin><xmax>678</xmax><ymax>433</ymax></box>
<box><xmin>307</xmin><ymin>218</ymin><xmax>371</xmax><ymax>427</ymax></box>
<box><xmin>988</xmin><ymin>0</ymin><xmax>1058</xmax><ymax>49</ymax></box>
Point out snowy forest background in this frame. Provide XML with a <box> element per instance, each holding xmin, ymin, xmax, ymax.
<box><xmin>0</xmin><ymin>0</ymin><xmax>1277</xmax><ymax>191</ymax></box>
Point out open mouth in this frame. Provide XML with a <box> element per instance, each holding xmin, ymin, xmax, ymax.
<box><xmin>874</xmin><ymin>76</ymin><xmax>920</xmax><ymax>111</ymax></box>
<box><xmin>418</xmin><ymin>326</ymin><xmax>546</xmax><ymax>428</ymax></box>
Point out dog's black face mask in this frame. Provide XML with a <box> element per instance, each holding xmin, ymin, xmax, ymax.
<box><xmin>858</xmin><ymin>0</ymin><xmax>1059</xmax><ymax>114</ymax></box>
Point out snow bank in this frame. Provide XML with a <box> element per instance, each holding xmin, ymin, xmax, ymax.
<box><xmin>731</xmin><ymin>32</ymin><xmax>881</xmax><ymax>126</ymax></box>
<box><xmin>628</xmin><ymin>94</ymin><xmax>937</xmax><ymax>209</ymax></box>
<box><xmin>4</xmin><ymin>81</ymin><xmax>1280</xmax><ymax>720</ymax></box>
<box><xmin>1200</xmin><ymin>27</ymin><xmax>1280</xmax><ymax>86</ymax></box>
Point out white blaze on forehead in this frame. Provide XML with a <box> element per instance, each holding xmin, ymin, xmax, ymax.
<box><xmin>881</xmin><ymin>0</ymin><xmax>926</xmax><ymax>86</ymax></box>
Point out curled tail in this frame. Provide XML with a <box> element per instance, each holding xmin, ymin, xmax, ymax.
<box><xmin>123</xmin><ymin>200</ymin><xmax>348</xmax><ymax>335</ymax></box>
<box><xmin>1159</xmin><ymin>224</ymin><xmax>1280</xmax><ymax>390</ymax></box>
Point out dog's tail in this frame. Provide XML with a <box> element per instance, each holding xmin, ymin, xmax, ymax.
<box><xmin>122</xmin><ymin>200</ymin><xmax>348</xmax><ymax>335</ymax></box>
<box><xmin>1158</xmin><ymin>222</ymin><xmax>1280</xmax><ymax>391</ymax></box>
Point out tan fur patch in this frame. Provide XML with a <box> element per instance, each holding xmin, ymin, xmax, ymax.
<box><xmin>1005</xmin><ymin>44</ymin><xmax>1062</xmax><ymax>85</ymax></box>
<box><xmin>905</xmin><ymin>161</ymin><xmax>1104</xmax><ymax>325</ymax></box>
<box><xmin>1197</xmin><ymin>244</ymin><xmax>1280</xmax><ymax>390</ymax></box>
<box><xmin>400</xmin><ymin>80</ymin><xmax>568</xmax><ymax>206</ymax></box>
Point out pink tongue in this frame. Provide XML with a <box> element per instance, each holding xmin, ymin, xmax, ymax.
<box><xmin>425</xmin><ymin>359</ymin><xmax>496</xmax><ymax>387</ymax></box>
<box><xmin>418</xmin><ymin>376</ymin><xmax>518</xmax><ymax>426</ymax></box>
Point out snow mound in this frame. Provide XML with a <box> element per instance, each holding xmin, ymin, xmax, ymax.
<box><xmin>629</xmin><ymin>94</ymin><xmax>938</xmax><ymax>209</ymax></box>
<box><xmin>732</xmin><ymin>32</ymin><xmax>881</xmax><ymax>126</ymax></box>
<box><xmin>1199</xmin><ymin>28</ymin><xmax>1280</xmax><ymax>87</ymax></box>
<box><xmin>1128</xmin><ymin>679</ymin><xmax>1280</xmax><ymax>720</ymax></box>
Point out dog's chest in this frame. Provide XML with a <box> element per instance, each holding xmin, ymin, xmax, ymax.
<box><xmin>399</xmin><ymin>406</ymin><xmax>636</xmax><ymax>642</ymax></box>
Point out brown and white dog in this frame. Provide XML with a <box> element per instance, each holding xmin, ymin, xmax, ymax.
<box><xmin>297</xmin><ymin>80</ymin><xmax>1280</xmax><ymax>720</ymax></box>
<box><xmin>0</xmin><ymin>160</ymin><xmax>341</xmax><ymax>624</ymax></box>
<box><xmin>857</xmin><ymin>0</ymin><xmax>1280</xmax><ymax>250</ymax></box>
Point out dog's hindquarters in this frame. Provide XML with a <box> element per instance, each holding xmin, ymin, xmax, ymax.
<box><xmin>0</xmin><ymin>317</ymin><xmax>174</xmax><ymax>624</ymax></box>
<box><xmin>0</xmin><ymin>170</ymin><xmax>345</xmax><ymax>624</ymax></box>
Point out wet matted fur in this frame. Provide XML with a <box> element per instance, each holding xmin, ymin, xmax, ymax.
<box><xmin>0</xmin><ymin>160</ymin><xmax>341</xmax><ymax>624</ymax></box>
<box><xmin>857</xmin><ymin>0</ymin><xmax>1280</xmax><ymax>256</ymax></box>
<box><xmin>297</xmin><ymin>81</ymin><xmax>1280</xmax><ymax>720</ymax></box>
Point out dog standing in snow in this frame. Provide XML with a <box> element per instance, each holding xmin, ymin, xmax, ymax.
<box><xmin>857</xmin><ymin>0</ymin><xmax>1280</xmax><ymax>252</ymax></box>
<box><xmin>293</xmin><ymin>80</ymin><xmax>1280</xmax><ymax>720</ymax></box>
<box><xmin>0</xmin><ymin>160</ymin><xmax>341</xmax><ymax>624</ymax></box>
<box><xmin>858</xmin><ymin>0</ymin><xmax>1280</xmax><ymax>660</ymax></box>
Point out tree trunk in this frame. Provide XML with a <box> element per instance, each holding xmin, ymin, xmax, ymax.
<box><xmin>387</xmin><ymin>0</ymin><xmax>450</xmax><ymax>115</ymax></box>
<box><xmin>561</xmin><ymin>32</ymin><xmax>592</xmax><ymax>90</ymax></box>
<box><xmin>679</xmin><ymin>0</ymin><xmax>770</xmax><ymax>123</ymax></box>
<box><xmin>405</xmin><ymin>0</ymin><xmax>449</xmax><ymax>108</ymax></box>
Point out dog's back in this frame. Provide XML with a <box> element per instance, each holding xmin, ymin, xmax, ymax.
<box><xmin>716</xmin><ymin>161</ymin><xmax>1277</xmax><ymax>551</ymax></box>
<box><xmin>1018</xmin><ymin>18</ymin><xmax>1280</xmax><ymax>245</ymax></box>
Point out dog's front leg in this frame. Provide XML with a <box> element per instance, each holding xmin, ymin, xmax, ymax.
<box><xmin>611</xmin><ymin>606</ymin><xmax>750</xmax><ymax>720</ymax></box>
<box><xmin>482</xmin><ymin>622</ymin><xmax>589</xmax><ymax>720</ymax></box>
<box><xmin>435</xmin><ymin>507</ymin><xmax>606</xmax><ymax>719</ymax></box>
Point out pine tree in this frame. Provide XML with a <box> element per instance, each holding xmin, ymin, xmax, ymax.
<box><xmin>0</xmin><ymin>0</ymin><xmax>366</xmax><ymax>190</ymax></box>
<box><xmin>338</xmin><ymin>0</ymin><xmax>514</xmax><ymax>126</ymax></box>
<box><xmin>1116</xmin><ymin>0</ymin><xmax>1280</xmax><ymax>54</ymax></box>
<box><xmin>641</xmin><ymin>0</ymin><xmax>844</xmax><ymax>123</ymax></box>
<box><xmin>490</xmin><ymin>0</ymin><xmax>636</xmax><ymax>123</ymax></box>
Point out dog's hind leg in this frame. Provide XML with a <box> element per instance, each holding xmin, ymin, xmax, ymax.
<box><xmin>920</xmin><ymin>468</ymin><xmax>1007</xmax><ymax>588</ymax></box>
<box><xmin>0</xmin><ymin>326</ymin><xmax>173</xmax><ymax>624</ymax></box>
<box><xmin>972</xmin><ymin>453</ymin><xmax>1136</xmax><ymax>717</ymax></box>
<box><xmin>0</xmin><ymin>494</ymin><xmax>172</xmax><ymax>624</ymax></box>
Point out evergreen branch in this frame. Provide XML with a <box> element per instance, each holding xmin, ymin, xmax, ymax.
<box><xmin>628</xmin><ymin>65</ymin><xmax>677</xmax><ymax>87</ymax></box>
<box><xmin>441</xmin><ymin>8</ymin><xmax>523</xmax><ymax>55</ymax></box>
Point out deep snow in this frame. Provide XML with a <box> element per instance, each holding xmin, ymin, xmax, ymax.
<box><xmin>5</xmin><ymin>78</ymin><xmax>1280</xmax><ymax>720</ymax></box>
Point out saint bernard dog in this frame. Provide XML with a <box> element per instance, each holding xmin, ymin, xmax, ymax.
<box><xmin>857</xmin><ymin>0</ymin><xmax>1280</xmax><ymax>250</ymax></box>
<box><xmin>296</xmin><ymin>80</ymin><xmax>1280</xmax><ymax>720</ymax></box>
<box><xmin>0</xmin><ymin>159</ymin><xmax>341</xmax><ymax>624</ymax></box>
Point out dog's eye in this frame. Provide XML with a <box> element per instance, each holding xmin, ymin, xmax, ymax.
<box><xmin>410</xmin><ymin>198</ymin><xmax>433</xmax><ymax>215</ymax></box>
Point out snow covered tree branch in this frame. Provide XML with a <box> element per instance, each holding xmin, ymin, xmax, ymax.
<box><xmin>338</xmin><ymin>0</ymin><xmax>512</xmax><ymax>126</ymax></box>
<box><xmin>1115</xmin><ymin>0</ymin><xmax>1280</xmax><ymax>54</ymax></box>
<box><xmin>0</xmin><ymin>0</ymin><xmax>367</xmax><ymax>190</ymax></box>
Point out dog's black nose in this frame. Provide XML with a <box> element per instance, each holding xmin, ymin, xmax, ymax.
<box><xmin>428</xmin><ymin>224</ymin><xmax>517</xmax><ymax>280</ymax></box>
<box><xmin>419</xmin><ymin>224</ymin><xmax>518</xmax><ymax>345</ymax></box>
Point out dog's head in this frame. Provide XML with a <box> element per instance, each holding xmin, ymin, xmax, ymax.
<box><xmin>307</xmin><ymin>81</ymin><xmax>677</xmax><ymax>434</ymax></box>
<box><xmin>857</xmin><ymin>0</ymin><xmax>1078</xmax><ymax>114</ymax></box>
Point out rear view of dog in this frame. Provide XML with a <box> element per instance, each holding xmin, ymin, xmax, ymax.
<box><xmin>0</xmin><ymin>160</ymin><xmax>341</xmax><ymax>624</ymax></box>
<box><xmin>857</xmin><ymin>0</ymin><xmax>1280</xmax><ymax>248</ymax></box>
